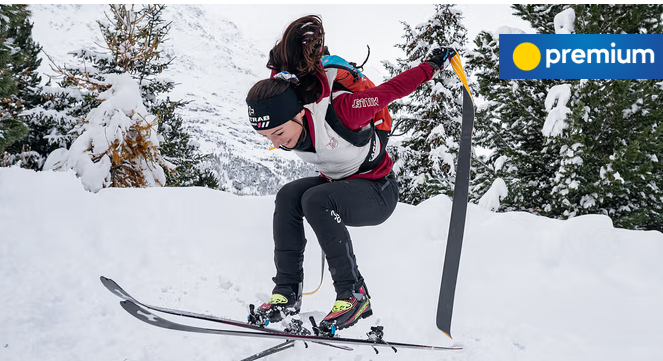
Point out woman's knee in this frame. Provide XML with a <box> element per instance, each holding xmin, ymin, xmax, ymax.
<box><xmin>301</xmin><ymin>186</ymin><xmax>332</xmax><ymax>218</ymax></box>
<box><xmin>275</xmin><ymin>180</ymin><xmax>308</xmax><ymax>207</ymax></box>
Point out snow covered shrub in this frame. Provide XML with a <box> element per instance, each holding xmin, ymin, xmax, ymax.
<box><xmin>44</xmin><ymin>73</ymin><xmax>167</xmax><ymax>192</ymax></box>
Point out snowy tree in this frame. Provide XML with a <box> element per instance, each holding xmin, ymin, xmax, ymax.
<box><xmin>385</xmin><ymin>4</ymin><xmax>475</xmax><ymax>205</ymax></box>
<box><xmin>44</xmin><ymin>5</ymin><xmax>171</xmax><ymax>192</ymax></box>
<box><xmin>467</xmin><ymin>12</ymin><xmax>567</xmax><ymax>214</ymax></box>
<box><xmin>545</xmin><ymin>5</ymin><xmax>663</xmax><ymax>231</ymax></box>
<box><xmin>469</xmin><ymin>4</ymin><xmax>663</xmax><ymax>230</ymax></box>
<box><xmin>0</xmin><ymin>5</ymin><xmax>72</xmax><ymax>170</ymax></box>
<box><xmin>153</xmin><ymin>98</ymin><xmax>217</xmax><ymax>188</ymax></box>
<box><xmin>44</xmin><ymin>4</ymin><xmax>217</xmax><ymax>190</ymax></box>
<box><xmin>95</xmin><ymin>4</ymin><xmax>217</xmax><ymax>188</ymax></box>
<box><xmin>0</xmin><ymin>5</ymin><xmax>30</xmax><ymax>154</ymax></box>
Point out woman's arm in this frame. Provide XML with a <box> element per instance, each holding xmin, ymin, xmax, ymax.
<box><xmin>333</xmin><ymin>62</ymin><xmax>436</xmax><ymax>131</ymax></box>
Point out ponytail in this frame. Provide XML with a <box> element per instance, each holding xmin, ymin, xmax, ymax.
<box><xmin>268</xmin><ymin>15</ymin><xmax>325</xmax><ymax>104</ymax></box>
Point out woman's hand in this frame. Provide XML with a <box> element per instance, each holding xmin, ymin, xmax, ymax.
<box><xmin>426</xmin><ymin>47</ymin><xmax>457</xmax><ymax>73</ymax></box>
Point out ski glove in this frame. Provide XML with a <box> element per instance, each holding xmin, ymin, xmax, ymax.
<box><xmin>426</xmin><ymin>47</ymin><xmax>457</xmax><ymax>73</ymax></box>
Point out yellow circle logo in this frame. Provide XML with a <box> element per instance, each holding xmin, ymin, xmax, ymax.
<box><xmin>512</xmin><ymin>42</ymin><xmax>541</xmax><ymax>71</ymax></box>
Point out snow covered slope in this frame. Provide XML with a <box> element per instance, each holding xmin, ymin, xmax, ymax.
<box><xmin>2</xmin><ymin>167</ymin><xmax>662</xmax><ymax>361</ymax></box>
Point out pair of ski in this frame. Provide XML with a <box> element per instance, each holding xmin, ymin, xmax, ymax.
<box><xmin>101</xmin><ymin>277</ymin><xmax>461</xmax><ymax>360</ymax></box>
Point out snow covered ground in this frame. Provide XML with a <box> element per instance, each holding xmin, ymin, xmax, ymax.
<box><xmin>2</xmin><ymin>166</ymin><xmax>662</xmax><ymax>361</ymax></box>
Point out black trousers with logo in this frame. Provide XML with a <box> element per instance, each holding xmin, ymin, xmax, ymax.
<box><xmin>271</xmin><ymin>173</ymin><xmax>399</xmax><ymax>298</ymax></box>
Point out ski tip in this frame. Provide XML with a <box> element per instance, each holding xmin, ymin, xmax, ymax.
<box><xmin>100</xmin><ymin>276</ymin><xmax>120</xmax><ymax>291</ymax></box>
<box><xmin>441</xmin><ymin>329</ymin><xmax>453</xmax><ymax>340</ymax></box>
<box><xmin>100</xmin><ymin>276</ymin><xmax>116</xmax><ymax>285</ymax></box>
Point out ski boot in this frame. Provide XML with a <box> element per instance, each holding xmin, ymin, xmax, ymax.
<box><xmin>317</xmin><ymin>285</ymin><xmax>372</xmax><ymax>335</ymax></box>
<box><xmin>248</xmin><ymin>285</ymin><xmax>302</xmax><ymax>326</ymax></box>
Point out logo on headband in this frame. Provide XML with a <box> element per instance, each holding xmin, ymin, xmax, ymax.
<box><xmin>249</xmin><ymin>115</ymin><xmax>270</xmax><ymax>129</ymax></box>
<box><xmin>248</xmin><ymin>106</ymin><xmax>255</xmax><ymax>116</ymax></box>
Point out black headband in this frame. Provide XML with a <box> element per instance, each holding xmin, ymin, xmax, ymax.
<box><xmin>247</xmin><ymin>87</ymin><xmax>303</xmax><ymax>130</ymax></box>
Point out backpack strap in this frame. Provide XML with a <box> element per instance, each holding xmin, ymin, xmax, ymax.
<box><xmin>321</xmin><ymin>55</ymin><xmax>364</xmax><ymax>82</ymax></box>
<box><xmin>325</xmin><ymin>94</ymin><xmax>386</xmax><ymax>176</ymax></box>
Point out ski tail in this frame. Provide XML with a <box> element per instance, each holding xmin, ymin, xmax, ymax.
<box><xmin>450</xmin><ymin>50</ymin><xmax>473</xmax><ymax>101</ymax></box>
<box><xmin>436</xmin><ymin>50</ymin><xmax>475</xmax><ymax>338</ymax></box>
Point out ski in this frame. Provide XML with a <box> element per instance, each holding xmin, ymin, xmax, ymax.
<box><xmin>100</xmin><ymin>276</ymin><xmax>350</xmax><ymax>351</ymax></box>
<box><xmin>120</xmin><ymin>299</ymin><xmax>463</xmax><ymax>352</ymax></box>
<box><xmin>240</xmin><ymin>340</ymin><xmax>295</xmax><ymax>361</ymax></box>
<box><xmin>436</xmin><ymin>53</ymin><xmax>475</xmax><ymax>338</ymax></box>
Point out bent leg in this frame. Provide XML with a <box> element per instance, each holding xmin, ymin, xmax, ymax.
<box><xmin>272</xmin><ymin>176</ymin><xmax>327</xmax><ymax>293</ymax></box>
<box><xmin>301</xmin><ymin>174</ymin><xmax>399</xmax><ymax>296</ymax></box>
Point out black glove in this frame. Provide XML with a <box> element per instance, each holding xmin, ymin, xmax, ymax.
<box><xmin>426</xmin><ymin>47</ymin><xmax>457</xmax><ymax>72</ymax></box>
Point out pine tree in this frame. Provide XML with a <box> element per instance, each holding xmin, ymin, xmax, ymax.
<box><xmin>468</xmin><ymin>4</ymin><xmax>573</xmax><ymax>214</ymax></box>
<box><xmin>0</xmin><ymin>5</ymin><xmax>30</xmax><ymax>154</ymax></box>
<box><xmin>385</xmin><ymin>4</ymin><xmax>474</xmax><ymax>205</ymax></box>
<box><xmin>1</xmin><ymin>4</ymin><xmax>57</xmax><ymax>169</ymax></box>
<box><xmin>45</xmin><ymin>4</ymin><xmax>217</xmax><ymax>190</ymax></box>
<box><xmin>546</xmin><ymin>5</ymin><xmax>663</xmax><ymax>230</ymax></box>
<box><xmin>97</xmin><ymin>4</ymin><xmax>217</xmax><ymax>188</ymax></box>
<box><xmin>469</xmin><ymin>4</ymin><xmax>663</xmax><ymax>230</ymax></box>
<box><xmin>153</xmin><ymin>98</ymin><xmax>218</xmax><ymax>187</ymax></box>
<box><xmin>44</xmin><ymin>4</ymin><xmax>170</xmax><ymax>191</ymax></box>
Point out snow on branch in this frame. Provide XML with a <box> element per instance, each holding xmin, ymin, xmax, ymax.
<box><xmin>554</xmin><ymin>8</ymin><xmax>576</xmax><ymax>34</ymax></box>
<box><xmin>494</xmin><ymin>26</ymin><xmax>526</xmax><ymax>43</ymax></box>
<box><xmin>479</xmin><ymin>177</ymin><xmax>508</xmax><ymax>212</ymax></box>
<box><xmin>542</xmin><ymin>84</ymin><xmax>572</xmax><ymax>137</ymax></box>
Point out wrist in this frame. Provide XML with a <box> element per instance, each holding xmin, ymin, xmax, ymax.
<box><xmin>427</xmin><ymin>61</ymin><xmax>440</xmax><ymax>72</ymax></box>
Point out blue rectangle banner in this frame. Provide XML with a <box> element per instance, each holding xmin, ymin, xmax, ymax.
<box><xmin>499</xmin><ymin>34</ymin><xmax>663</xmax><ymax>79</ymax></box>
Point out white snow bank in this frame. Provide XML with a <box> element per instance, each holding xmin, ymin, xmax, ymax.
<box><xmin>1</xmin><ymin>167</ymin><xmax>662</xmax><ymax>361</ymax></box>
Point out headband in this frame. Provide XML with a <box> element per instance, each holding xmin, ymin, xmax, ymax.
<box><xmin>247</xmin><ymin>86</ymin><xmax>303</xmax><ymax>130</ymax></box>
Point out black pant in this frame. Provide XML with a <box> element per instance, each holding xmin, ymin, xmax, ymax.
<box><xmin>272</xmin><ymin>173</ymin><xmax>399</xmax><ymax>297</ymax></box>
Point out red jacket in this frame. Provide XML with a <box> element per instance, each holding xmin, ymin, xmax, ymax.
<box><xmin>271</xmin><ymin>62</ymin><xmax>436</xmax><ymax>180</ymax></box>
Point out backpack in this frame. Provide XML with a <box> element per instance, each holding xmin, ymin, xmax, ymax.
<box><xmin>320</xmin><ymin>54</ymin><xmax>393</xmax><ymax>147</ymax></box>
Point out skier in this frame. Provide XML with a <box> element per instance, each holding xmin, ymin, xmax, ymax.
<box><xmin>245</xmin><ymin>14</ymin><xmax>456</xmax><ymax>333</ymax></box>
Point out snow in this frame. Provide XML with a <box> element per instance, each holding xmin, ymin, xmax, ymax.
<box><xmin>494</xmin><ymin>26</ymin><xmax>526</xmax><ymax>42</ymax></box>
<box><xmin>2</xmin><ymin>167</ymin><xmax>663</xmax><ymax>361</ymax></box>
<box><xmin>543</xmin><ymin>84</ymin><xmax>572</xmax><ymax>137</ymax></box>
<box><xmin>554</xmin><ymin>8</ymin><xmax>576</xmax><ymax>34</ymax></box>
<box><xmin>478</xmin><ymin>177</ymin><xmax>508</xmax><ymax>211</ymax></box>
<box><xmin>494</xmin><ymin>155</ymin><xmax>507</xmax><ymax>172</ymax></box>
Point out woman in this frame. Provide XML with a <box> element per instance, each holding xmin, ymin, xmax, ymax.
<box><xmin>246</xmin><ymin>15</ymin><xmax>456</xmax><ymax>333</ymax></box>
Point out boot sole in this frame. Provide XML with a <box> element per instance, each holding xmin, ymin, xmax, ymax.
<box><xmin>361</xmin><ymin>309</ymin><xmax>373</xmax><ymax>319</ymax></box>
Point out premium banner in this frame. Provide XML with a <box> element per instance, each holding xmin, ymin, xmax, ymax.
<box><xmin>500</xmin><ymin>34</ymin><xmax>663</xmax><ymax>79</ymax></box>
